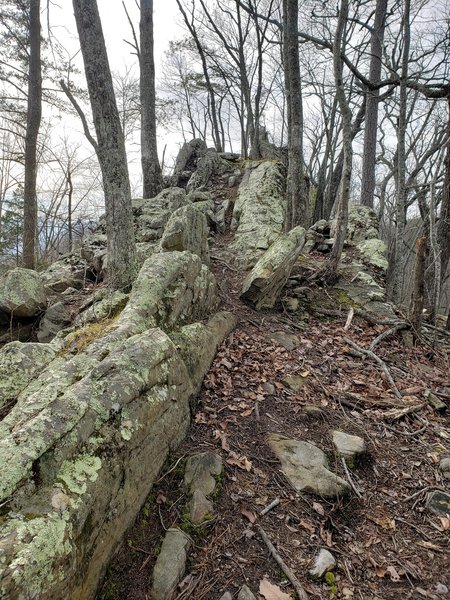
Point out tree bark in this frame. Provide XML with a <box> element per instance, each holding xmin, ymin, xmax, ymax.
<box><xmin>360</xmin><ymin>0</ymin><xmax>388</xmax><ymax>208</ymax></box>
<box><xmin>72</xmin><ymin>0</ymin><xmax>136</xmax><ymax>290</ymax></box>
<box><xmin>437</xmin><ymin>98</ymin><xmax>450</xmax><ymax>298</ymax></box>
<box><xmin>140</xmin><ymin>0</ymin><xmax>163</xmax><ymax>198</ymax></box>
<box><xmin>23</xmin><ymin>0</ymin><xmax>42</xmax><ymax>269</ymax></box>
<box><xmin>409</xmin><ymin>236</ymin><xmax>426</xmax><ymax>332</ymax></box>
<box><xmin>283</xmin><ymin>0</ymin><xmax>308</xmax><ymax>230</ymax></box>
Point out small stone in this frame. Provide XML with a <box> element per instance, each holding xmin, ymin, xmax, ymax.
<box><xmin>440</xmin><ymin>457</ymin><xmax>450</xmax><ymax>480</ymax></box>
<box><xmin>228</xmin><ymin>175</ymin><xmax>237</xmax><ymax>188</ymax></box>
<box><xmin>219</xmin><ymin>593</ymin><xmax>233</xmax><ymax>600</ymax></box>
<box><xmin>262</xmin><ymin>382</ymin><xmax>275</xmax><ymax>395</ymax></box>
<box><xmin>427</xmin><ymin>490</ymin><xmax>450</xmax><ymax>516</ymax></box>
<box><xmin>237</xmin><ymin>585</ymin><xmax>257</xmax><ymax>600</ymax></box>
<box><xmin>184</xmin><ymin>452</ymin><xmax>223</xmax><ymax>496</ymax></box>
<box><xmin>435</xmin><ymin>583</ymin><xmax>449</xmax><ymax>596</ymax></box>
<box><xmin>270</xmin><ymin>330</ymin><xmax>300</xmax><ymax>351</ymax></box>
<box><xmin>332</xmin><ymin>431</ymin><xmax>366</xmax><ymax>463</ymax></box>
<box><xmin>309</xmin><ymin>548</ymin><xmax>336</xmax><ymax>579</ymax></box>
<box><xmin>304</xmin><ymin>404</ymin><xmax>323</xmax><ymax>418</ymax></box>
<box><xmin>424</xmin><ymin>390</ymin><xmax>446</xmax><ymax>412</ymax></box>
<box><xmin>284</xmin><ymin>297</ymin><xmax>299</xmax><ymax>312</ymax></box>
<box><xmin>151</xmin><ymin>529</ymin><xmax>192</xmax><ymax>600</ymax></box>
<box><xmin>188</xmin><ymin>490</ymin><xmax>214</xmax><ymax>524</ymax></box>
<box><xmin>282</xmin><ymin>375</ymin><xmax>309</xmax><ymax>391</ymax></box>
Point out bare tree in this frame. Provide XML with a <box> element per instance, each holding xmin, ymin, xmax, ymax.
<box><xmin>72</xmin><ymin>0</ymin><xmax>136</xmax><ymax>289</ymax></box>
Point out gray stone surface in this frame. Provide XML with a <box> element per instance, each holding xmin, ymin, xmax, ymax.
<box><xmin>440</xmin><ymin>457</ymin><xmax>450</xmax><ymax>480</ymax></box>
<box><xmin>151</xmin><ymin>528</ymin><xmax>192</xmax><ymax>600</ymax></box>
<box><xmin>184</xmin><ymin>452</ymin><xmax>223</xmax><ymax>496</ymax></box>
<box><xmin>0</xmin><ymin>268</ymin><xmax>47</xmax><ymax>318</ymax></box>
<box><xmin>160</xmin><ymin>204</ymin><xmax>210</xmax><ymax>264</ymax></box>
<box><xmin>309</xmin><ymin>548</ymin><xmax>336</xmax><ymax>579</ymax></box>
<box><xmin>188</xmin><ymin>489</ymin><xmax>214</xmax><ymax>524</ymax></box>
<box><xmin>344</xmin><ymin>205</ymin><xmax>380</xmax><ymax>244</ymax></box>
<box><xmin>231</xmin><ymin>161</ymin><xmax>287</xmax><ymax>269</ymax></box>
<box><xmin>268</xmin><ymin>433</ymin><xmax>350</xmax><ymax>498</ymax></box>
<box><xmin>240</xmin><ymin>226</ymin><xmax>306</xmax><ymax>310</ymax></box>
<box><xmin>332</xmin><ymin>431</ymin><xmax>366</xmax><ymax>463</ymax></box>
<box><xmin>270</xmin><ymin>331</ymin><xmax>300</xmax><ymax>351</ymax></box>
<box><xmin>283</xmin><ymin>374</ymin><xmax>309</xmax><ymax>391</ymax></box>
<box><xmin>238</xmin><ymin>585</ymin><xmax>257</xmax><ymax>600</ymax></box>
<box><xmin>172</xmin><ymin>138</ymin><xmax>207</xmax><ymax>187</ymax></box>
<box><xmin>427</xmin><ymin>490</ymin><xmax>450</xmax><ymax>516</ymax></box>
<box><xmin>37</xmin><ymin>301</ymin><xmax>72</xmax><ymax>342</ymax></box>
<box><xmin>134</xmin><ymin>187</ymin><xmax>190</xmax><ymax>243</ymax></box>
<box><xmin>218</xmin><ymin>593</ymin><xmax>233</xmax><ymax>600</ymax></box>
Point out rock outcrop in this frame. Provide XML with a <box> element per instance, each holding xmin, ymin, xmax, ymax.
<box><xmin>0</xmin><ymin>268</ymin><xmax>47</xmax><ymax>318</ymax></box>
<box><xmin>0</xmin><ymin>248</ymin><xmax>235</xmax><ymax>600</ymax></box>
<box><xmin>231</xmin><ymin>162</ymin><xmax>286</xmax><ymax>269</ymax></box>
<box><xmin>160</xmin><ymin>203</ymin><xmax>210</xmax><ymax>264</ymax></box>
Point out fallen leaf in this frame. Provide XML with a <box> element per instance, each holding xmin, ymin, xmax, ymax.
<box><xmin>386</xmin><ymin>565</ymin><xmax>401</xmax><ymax>581</ymax></box>
<box><xmin>439</xmin><ymin>516</ymin><xmax>450</xmax><ymax>530</ymax></box>
<box><xmin>213</xmin><ymin>429</ymin><xmax>230</xmax><ymax>452</ymax></box>
<box><xmin>240</xmin><ymin>408</ymin><xmax>254</xmax><ymax>417</ymax></box>
<box><xmin>259</xmin><ymin>578</ymin><xmax>291</xmax><ymax>600</ymax></box>
<box><xmin>226</xmin><ymin>451</ymin><xmax>252</xmax><ymax>471</ymax></box>
<box><xmin>313</xmin><ymin>502</ymin><xmax>325</xmax><ymax>515</ymax></box>
<box><xmin>240</xmin><ymin>505</ymin><xmax>256</xmax><ymax>523</ymax></box>
<box><xmin>156</xmin><ymin>492</ymin><xmax>167</xmax><ymax>504</ymax></box>
<box><xmin>368</xmin><ymin>514</ymin><xmax>396</xmax><ymax>530</ymax></box>
<box><xmin>299</xmin><ymin>519</ymin><xmax>315</xmax><ymax>534</ymax></box>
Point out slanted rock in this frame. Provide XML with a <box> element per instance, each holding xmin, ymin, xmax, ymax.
<box><xmin>309</xmin><ymin>548</ymin><xmax>336</xmax><ymax>579</ymax></box>
<box><xmin>75</xmin><ymin>290</ymin><xmax>129</xmax><ymax>326</ymax></box>
<box><xmin>240</xmin><ymin>226</ymin><xmax>306</xmax><ymax>310</ymax></box>
<box><xmin>37</xmin><ymin>301</ymin><xmax>72</xmax><ymax>342</ymax></box>
<box><xmin>161</xmin><ymin>204</ymin><xmax>210</xmax><ymax>264</ymax></box>
<box><xmin>268</xmin><ymin>433</ymin><xmax>350</xmax><ymax>498</ymax></box>
<box><xmin>134</xmin><ymin>187</ymin><xmax>189</xmax><ymax>243</ymax></box>
<box><xmin>184</xmin><ymin>452</ymin><xmax>223</xmax><ymax>496</ymax></box>
<box><xmin>187</xmin><ymin>148</ymin><xmax>231</xmax><ymax>192</ymax></box>
<box><xmin>270</xmin><ymin>330</ymin><xmax>300</xmax><ymax>351</ymax></box>
<box><xmin>172</xmin><ymin>138</ymin><xmax>207</xmax><ymax>188</ymax></box>
<box><xmin>80</xmin><ymin>233</ymin><xmax>108</xmax><ymax>277</ymax></box>
<box><xmin>188</xmin><ymin>489</ymin><xmax>214</xmax><ymax>524</ymax></box>
<box><xmin>439</xmin><ymin>457</ymin><xmax>450</xmax><ymax>481</ymax></box>
<box><xmin>231</xmin><ymin>161</ymin><xmax>287</xmax><ymax>269</ymax></box>
<box><xmin>238</xmin><ymin>585</ymin><xmax>257</xmax><ymax>600</ymax></box>
<box><xmin>40</xmin><ymin>252</ymin><xmax>91</xmax><ymax>293</ymax></box>
<box><xmin>357</xmin><ymin>238</ymin><xmax>388</xmax><ymax>271</ymax></box>
<box><xmin>427</xmin><ymin>490</ymin><xmax>450</xmax><ymax>516</ymax></box>
<box><xmin>219</xmin><ymin>593</ymin><xmax>233</xmax><ymax>600</ymax></box>
<box><xmin>151</xmin><ymin>528</ymin><xmax>192</xmax><ymax>600</ymax></box>
<box><xmin>0</xmin><ymin>341</ymin><xmax>57</xmax><ymax>410</ymax></box>
<box><xmin>345</xmin><ymin>205</ymin><xmax>380</xmax><ymax>244</ymax></box>
<box><xmin>0</xmin><ymin>268</ymin><xmax>47</xmax><ymax>318</ymax></box>
<box><xmin>332</xmin><ymin>431</ymin><xmax>366</xmax><ymax>465</ymax></box>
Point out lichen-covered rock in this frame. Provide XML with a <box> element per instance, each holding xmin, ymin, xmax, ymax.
<box><xmin>37</xmin><ymin>301</ymin><xmax>72</xmax><ymax>342</ymax></box>
<box><xmin>0</xmin><ymin>252</ymin><xmax>232</xmax><ymax>600</ymax></box>
<box><xmin>134</xmin><ymin>187</ymin><xmax>190</xmax><ymax>243</ymax></box>
<box><xmin>231</xmin><ymin>161</ymin><xmax>287</xmax><ymax>269</ymax></box>
<box><xmin>40</xmin><ymin>252</ymin><xmax>91</xmax><ymax>293</ymax></box>
<box><xmin>0</xmin><ymin>341</ymin><xmax>57</xmax><ymax>410</ymax></box>
<box><xmin>172</xmin><ymin>138</ymin><xmax>207</xmax><ymax>187</ymax></box>
<box><xmin>309</xmin><ymin>549</ymin><xmax>336</xmax><ymax>579</ymax></box>
<box><xmin>160</xmin><ymin>204</ymin><xmax>210</xmax><ymax>264</ymax></box>
<box><xmin>186</xmin><ymin>148</ymin><xmax>231</xmax><ymax>192</ymax></box>
<box><xmin>151</xmin><ymin>529</ymin><xmax>192</xmax><ymax>600</ymax></box>
<box><xmin>240</xmin><ymin>226</ymin><xmax>306</xmax><ymax>310</ymax></box>
<box><xmin>0</xmin><ymin>268</ymin><xmax>47</xmax><ymax>318</ymax></box>
<box><xmin>184</xmin><ymin>452</ymin><xmax>223</xmax><ymax>496</ymax></box>
<box><xmin>332</xmin><ymin>430</ymin><xmax>366</xmax><ymax>465</ymax></box>
<box><xmin>357</xmin><ymin>238</ymin><xmax>388</xmax><ymax>271</ymax></box>
<box><xmin>74</xmin><ymin>290</ymin><xmax>129</xmax><ymax>326</ymax></box>
<box><xmin>344</xmin><ymin>205</ymin><xmax>380</xmax><ymax>244</ymax></box>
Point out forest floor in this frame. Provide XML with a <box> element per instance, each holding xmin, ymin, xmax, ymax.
<box><xmin>98</xmin><ymin>181</ymin><xmax>450</xmax><ymax>600</ymax></box>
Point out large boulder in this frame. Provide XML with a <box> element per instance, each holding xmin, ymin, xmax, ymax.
<box><xmin>186</xmin><ymin>148</ymin><xmax>232</xmax><ymax>192</ymax></box>
<box><xmin>160</xmin><ymin>204</ymin><xmax>210</xmax><ymax>264</ymax></box>
<box><xmin>0</xmin><ymin>251</ymin><xmax>235</xmax><ymax>600</ymax></box>
<box><xmin>172</xmin><ymin>138</ymin><xmax>207</xmax><ymax>188</ymax></box>
<box><xmin>37</xmin><ymin>301</ymin><xmax>72</xmax><ymax>343</ymax></box>
<box><xmin>133</xmin><ymin>187</ymin><xmax>190</xmax><ymax>243</ymax></box>
<box><xmin>0</xmin><ymin>268</ymin><xmax>47</xmax><ymax>318</ymax></box>
<box><xmin>231</xmin><ymin>161</ymin><xmax>287</xmax><ymax>269</ymax></box>
<box><xmin>343</xmin><ymin>205</ymin><xmax>380</xmax><ymax>244</ymax></box>
<box><xmin>241</xmin><ymin>226</ymin><xmax>306</xmax><ymax>310</ymax></box>
<box><xmin>40</xmin><ymin>252</ymin><xmax>92</xmax><ymax>293</ymax></box>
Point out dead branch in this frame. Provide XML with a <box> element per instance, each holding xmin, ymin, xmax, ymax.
<box><xmin>368</xmin><ymin>322</ymin><xmax>410</xmax><ymax>351</ymax></box>
<box><xmin>382</xmin><ymin>403</ymin><xmax>426</xmax><ymax>421</ymax></box>
<box><xmin>259</xmin><ymin>497</ymin><xmax>281</xmax><ymax>516</ymax></box>
<box><xmin>313</xmin><ymin>306</ymin><xmax>403</xmax><ymax>326</ymax></box>
<box><xmin>341</xmin><ymin>458</ymin><xmax>363</xmax><ymax>498</ymax></box>
<box><xmin>343</xmin><ymin>337</ymin><xmax>402</xmax><ymax>398</ymax></box>
<box><xmin>256</xmin><ymin>524</ymin><xmax>309</xmax><ymax>600</ymax></box>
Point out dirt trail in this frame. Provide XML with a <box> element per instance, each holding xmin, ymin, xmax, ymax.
<box><xmin>98</xmin><ymin>179</ymin><xmax>450</xmax><ymax>600</ymax></box>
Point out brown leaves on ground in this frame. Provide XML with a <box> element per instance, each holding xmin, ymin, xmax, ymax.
<box><xmin>259</xmin><ymin>578</ymin><xmax>292</xmax><ymax>600</ymax></box>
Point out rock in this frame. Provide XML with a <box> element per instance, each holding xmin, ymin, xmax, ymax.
<box><xmin>357</xmin><ymin>238</ymin><xmax>388</xmax><ymax>271</ymax></box>
<box><xmin>228</xmin><ymin>174</ymin><xmax>237</xmax><ymax>187</ymax></box>
<box><xmin>270</xmin><ymin>330</ymin><xmax>300</xmax><ymax>351</ymax></box>
<box><xmin>75</xmin><ymin>291</ymin><xmax>129</xmax><ymax>326</ymax></box>
<box><xmin>0</xmin><ymin>341</ymin><xmax>57</xmax><ymax>410</ymax></box>
<box><xmin>160</xmin><ymin>204</ymin><xmax>210</xmax><ymax>264</ymax></box>
<box><xmin>309</xmin><ymin>548</ymin><xmax>336</xmax><ymax>579</ymax></box>
<box><xmin>424</xmin><ymin>390</ymin><xmax>446</xmax><ymax>412</ymax></box>
<box><xmin>427</xmin><ymin>490</ymin><xmax>450</xmax><ymax>516</ymax></box>
<box><xmin>188</xmin><ymin>489</ymin><xmax>214</xmax><ymax>524</ymax></box>
<box><xmin>135</xmin><ymin>242</ymin><xmax>158</xmax><ymax>269</ymax></box>
<box><xmin>184</xmin><ymin>452</ymin><xmax>223</xmax><ymax>496</ymax></box>
<box><xmin>80</xmin><ymin>233</ymin><xmax>108</xmax><ymax>276</ymax></box>
<box><xmin>172</xmin><ymin>138</ymin><xmax>207</xmax><ymax>187</ymax></box>
<box><xmin>262</xmin><ymin>382</ymin><xmax>276</xmax><ymax>395</ymax></box>
<box><xmin>216</xmin><ymin>199</ymin><xmax>231</xmax><ymax>234</ymax></box>
<box><xmin>283</xmin><ymin>374</ymin><xmax>309</xmax><ymax>391</ymax></box>
<box><xmin>332</xmin><ymin>431</ymin><xmax>366</xmax><ymax>464</ymax></box>
<box><xmin>268</xmin><ymin>433</ymin><xmax>350</xmax><ymax>498</ymax></box>
<box><xmin>37</xmin><ymin>301</ymin><xmax>72</xmax><ymax>342</ymax></box>
<box><xmin>310</xmin><ymin>219</ymin><xmax>330</xmax><ymax>235</ymax></box>
<box><xmin>219</xmin><ymin>593</ymin><xmax>233</xmax><ymax>600</ymax></box>
<box><xmin>151</xmin><ymin>528</ymin><xmax>192</xmax><ymax>600</ymax></box>
<box><xmin>0</xmin><ymin>268</ymin><xmax>47</xmax><ymax>318</ymax></box>
<box><xmin>0</xmin><ymin>251</ymin><xmax>231</xmax><ymax>600</ymax></box>
<box><xmin>238</xmin><ymin>585</ymin><xmax>257</xmax><ymax>600</ymax></box>
<box><xmin>187</xmin><ymin>148</ymin><xmax>231</xmax><ymax>192</ymax></box>
<box><xmin>231</xmin><ymin>161</ymin><xmax>287</xmax><ymax>269</ymax></box>
<box><xmin>344</xmin><ymin>205</ymin><xmax>380</xmax><ymax>244</ymax></box>
<box><xmin>304</xmin><ymin>405</ymin><xmax>324</xmax><ymax>418</ymax></box>
<box><xmin>284</xmin><ymin>297</ymin><xmax>300</xmax><ymax>312</ymax></box>
<box><xmin>41</xmin><ymin>252</ymin><xmax>91</xmax><ymax>293</ymax></box>
<box><xmin>134</xmin><ymin>187</ymin><xmax>189</xmax><ymax>243</ymax></box>
<box><xmin>439</xmin><ymin>457</ymin><xmax>450</xmax><ymax>480</ymax></box>
<box><xmin>240</xmin><ymin>226</ymin><xmax>306</xmax><ymax>310</ymax></box>
<box><xmin>218</xmin><ymin>152</ymin><xmax>240</xmax><ymax>162</ymax></box>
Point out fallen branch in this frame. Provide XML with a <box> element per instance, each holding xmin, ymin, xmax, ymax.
<box><xmin>368</xmin><ymin>322</ymin><xmax>410</xmax><ymax>352</ymax></box>
<box><xmin>259</xmin><ymin>497</ymin><xmax>281</xmax><ymax>517</ymax></box>
<box><xmin>313</xmin><ymin>307</ymin><xmax>402</xmax><ymax>326</ymax></box>
<box><xmin>341</xmin><ymin>458</ymin><xmax>363</xmax><ymax>498</ymax></box>
<box><xmin>256</xmin><ymin>524</ymin><xmax>308</xmax><ymax>600</ymax></box>
<box><xmin>343</xmin><ymin>337</ymin><xmax>402</xmax><ymax>398</ymax></box>
<box><xmin>382</xmin><ymin>403</ymin><xmax>426</xmax><ymax>421</ymax></box>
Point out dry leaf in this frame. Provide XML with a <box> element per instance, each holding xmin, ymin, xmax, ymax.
<box><xmin>226</xmin><ymin>451</ymin><xmax>252</xmax><ymax>471</ymax></box>
<box><xmin>240</xmin><ymin>505</ymin><xmax>256</xmax><ymax>523</ymax></box>
<box><xmin>439</xmin><ymin>516</ymin><xmax>450</xmax><ymax>530</ymax></box>
<box><xmin>299</xmin><ymin>519</ymin><xmax>315</xmax><ymax>534</ymax></box>
<box><xmin>259</xmin><ymin>578</ymin><xmax>291</xmax><ymax>600</ymax></box>
<box><xmin>240</xmin><ymin>408</ymin><xmax>254</xmax><ymax>417</ymax></box>
<box><xmin>386</xmin><ymin>565</ymin><xmax>401</xmax><ymax>581</ymax></box>
<box><xmin>213</xmin><ymin>429</ymin><xmax>230</xmax><ymax>452</ymax></box>
<box><xmin>368</xmin><ymin>514</ymin><xmax>396</xmax><ymax>530</ymax></box>
<box><xmin>156</xmin><ymin>492</ymin><xmax>167</xmax><ymax>504</ymax></box>
<box><xmin>313</xmin><ymin>502</ymin><xmax>325</xmax><ymax>515</ymax></box>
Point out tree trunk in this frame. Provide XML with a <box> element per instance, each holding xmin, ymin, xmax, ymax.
<box><xmin>73</xmin><ymin>0</ymin><xmax>136</xmax><ymax>290</ymax></box>
<box><xmin>437</xmin><ymin>99</ymin><xmax>450</xmax><ymax>297</ymax></box>
<box><xmin>283</xmin><ymin>0</ymin><xmax>308</xmax><ymax>230</ymax></box>
<box><xmin>409</xmin><ymin>236</ymin><xmax>426</xmax><ymax>332</ymax></box>
<box><xmin>140</xmin><ymin>0</ymin><xmax>163</xmax><ymax>199</ymax></box>
<box><xmin>360</xmin><ymin>0</ymin><xmax>388</xmax><ymax>208</ymax></box>
<box><xmin>23</xmin><ymin>0</ymin><xmax>42</xmax><ymax>270</ymax></box>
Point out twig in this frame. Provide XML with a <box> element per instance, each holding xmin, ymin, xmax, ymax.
<box><xmin>259</xmin><ymin>497</ymin><xmax>281</xmax><ymax>516</ymax></box>
<box><xmin>256</xmin><ymin>524</ymin><xmax>308</xmax><ymax>600</ymax></box>
<box><xmin>344</xmin><ymin>307</ymin><xmax>354</xmax><ymax>330</ymax></box>
<box><xmin>344</xmin><ymin>336</ymin><xmax>402</xmax><ymax>398</ymax></box>
<box><xmin>368</xmin><ymin>322</ymin><xmax>410</xmax><ymax>351</ymax></box>
<box><xmin>341</xmin><ymin>457</ymin><xmax>362</xmax><ymax>498</ymax></box>
<box><xmin>382</xmin><ymin>403</ymin><xmax>425</xmax><ymax>421</ymax></box>
<box><xmin>211</xmin><ymin>255</ymin><xmax>240</xmax><ymax>272</ymax></box>
<box><xmin>313</xmin><ymin>306</ymin><xmax>402</xmax><ymax>326</ymax></box>
<box><xmin>156</xmin><ymin>454</ymin><xmax>186</xmax><ymax>483</ymax></box>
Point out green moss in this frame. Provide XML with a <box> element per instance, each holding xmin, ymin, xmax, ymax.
<box><xmin>59</xmin><ymin>318</ymin><xmax>117</xmax><ymax>356</ymax></box>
